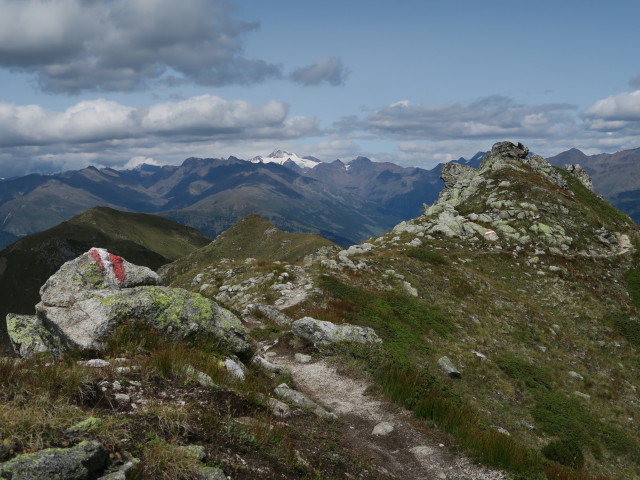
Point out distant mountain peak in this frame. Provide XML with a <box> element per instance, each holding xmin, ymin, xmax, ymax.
<box><xmin>268</xmin><ymin>149</ymin><xmax>295</xmax><ymax>159</ymax></box>
<box><xmin>250</xmin><ymin>150</ymin><xmax>321</xmax><ymax>169</ymax></box>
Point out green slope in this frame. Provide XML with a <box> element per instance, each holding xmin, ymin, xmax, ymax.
<box><xmin>160</xmin><ymin>214</ymin><xmax>337</xmax><ymax>283</ymax></box>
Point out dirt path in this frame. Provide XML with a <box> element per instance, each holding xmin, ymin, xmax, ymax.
<box><xmin>268</xmin><ymin>349</ymin><xmax>509</xmax><ymax>480</ymax></box>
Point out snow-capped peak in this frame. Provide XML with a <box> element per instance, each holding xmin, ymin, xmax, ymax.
<box><xmin>250</xmin><ymin>150</ymin><xmax>320</xmax><ymax>169</ymax></box>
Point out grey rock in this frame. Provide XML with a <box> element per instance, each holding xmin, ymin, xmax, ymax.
<box><xmin>114</xmin><ymin>393</ymin><xmax>131</xmax><ymax>403</ymax></box>
<box><xmin>292</xmin><ymin>317</ymin><xmax>382</xmax><ymax>347</ymax></box>
<box><xmin>6</xmin><ymin>314</ymin><xmax>49</xmax><ymax>358</ymax></box>
<box><xmin>274</xmin><ymin>383</ymin><xmax>337</xmax><ymax>419</ymax></box>
<box><xmin>224</xmin><ymin>358</ymin><xmax>246</xmax><ymax>380</ymax></box>
<box><xmin>183</xmin><ymin>365</ymin><xmax>217</xmax><ymax>387</ymax></box>
<box><xmin>437</xmin><ymin>356</ymin><xmax>461</xmax><ymax>378</ymax></box>
<box><xmin>564</xmin><ymin>164</ymin><xmax>593</xmax><ymax>191</ymax></box>
<box><xmin>97</xmin><ymin>460</ymin><xmax>141</xmax><ymax>480</ymax></box>
<box><xmin>252</xmin><ymin>355</ymin><xmax>288</xmax><ymax>374</ymax></box>
<box><xmin>242</xmin><ymin>304</ymin><xmax>293</xmax><ymax>326</ymax></box>
<box><xmin>199</xmin><ymin>466</ymin><xmax>227</xmax><ymax>480</ymax></box>
<box><xmin>267</xmin><ymin>398</ymin><xmax>291</xmax><ymax>418</ymax></box>
<box><xmin>178</xmin><ymin>444</ymin><xmax>206</xmax><ymax>461</ymax></box>
<box><xmin>77</xmin><ymin>359</ymin><xmax>111</xmax><ymax>368</ymax></box>
<box><xmin>36</xmin><ymin>251</ymin><xmax>252</xmax><ymax>359</ymax></box>
<box><xmin>294</xmin><ymin>353</ymin><xmax>312</xmax><ymax>363</ymax></box>
<box><xmin>0</xmin><ymin>440</ymin><xmax>108</xmax><ymax>480</ymax></box>
<box><xmin>372</xmin><ymin>421</ymin><xmax>394</xmax><ymax>436</ymax></box>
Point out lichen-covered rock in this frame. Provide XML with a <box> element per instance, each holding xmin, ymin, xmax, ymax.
<box><xmin>35</xmin><ymin>249</ymin><xmax>252</xmax><ymax>359</ymax></box>
<box><xmin>0</xmin><ymin>440</ymin><xmax>108</xmax><ymax>480</ymax></box>
<box><xmin>6</xmin><ymin>314</ymin><xmax>49</xmax><ymax>358</ymax></box>
<box><xmin>38</xmin><ymin>286</ymin><xmax>252</xmax><ymax>358</ymax></box>
<box><xmin>291</xmin><ymin>317</ymin><xmax>382</xmax><ymax>346</ymax></box>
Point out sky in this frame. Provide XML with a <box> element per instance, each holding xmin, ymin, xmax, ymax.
<box><xmin>0</xmin><ymin>0</ymin><xmax>639</xmax><ymax>177</ymax></box>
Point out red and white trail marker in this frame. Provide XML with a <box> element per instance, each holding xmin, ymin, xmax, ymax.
<box><xmin>89</xmin><ymin>248</ymin><xmax>126</xmax><ymax>283</ymax></box>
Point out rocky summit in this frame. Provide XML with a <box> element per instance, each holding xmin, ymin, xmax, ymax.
<box><xmin>2</xmin><ymin>141</ymin><xmax>640</xmax><ymax>480</ymax></box>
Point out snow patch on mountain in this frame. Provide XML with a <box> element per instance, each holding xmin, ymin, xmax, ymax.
<box><xmin>250</xmin><ymin>150</ymin><xmax>321</xmax><ymax>169</ymax></box>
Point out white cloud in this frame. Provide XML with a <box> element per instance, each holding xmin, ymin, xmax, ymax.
<box><xmin>0</xmin><ymin>95</ymin><xmax>319</xmax><ymax>176</ymax></box>
<box><xmin>583</xmin><ymin>90</ymin><xmax>640</xmax><ymax>130</ymax></box>
<box><xmin>123</xmin><ymin>156</ymin><xmax>160</xmax><ymax>169</ymax></box>
<box><xmin>0</xmin><ymin>0</ymin><xmax>281</xmax><ymax>92</ymax></box>
<box><xmin>0</xmin><ymin>95</ymin><xmax>317</xmax><ymax>148</ymax></box>
<box><xmin>362</xmin><ymin>95</ymin><xmax>578</xmax><ymax>140</ymax></box>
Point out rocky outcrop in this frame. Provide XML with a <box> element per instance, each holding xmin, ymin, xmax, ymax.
<box><xmin>29</xmin><ymin>249</ymin><xmax>252</xmax><ymax>358</ymax></box>
<box><xmin>564</xmin><ymin>164</ymin><xmax>594</xmax><ymax>191</ymax></box>
<box><xmin>0</xmin><ymin>440</ymin><xmax>108</xmax><ymax>480</ymax></box>
<box><xmin>291</xmin><ymin>317</ymin><xmax>382</xmax><ymax>346</ymax></box>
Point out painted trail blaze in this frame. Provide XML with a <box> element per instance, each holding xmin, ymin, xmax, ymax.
<box><xmin>88</xmin><ymin>248</ymin><xmax>127</xmax><ymax>283</ymax></box>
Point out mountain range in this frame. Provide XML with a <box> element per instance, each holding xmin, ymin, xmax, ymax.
<box><xmin>0</xmin><ymin>151</ymin><xmax>443</xmax><ymax>249</ymax></box>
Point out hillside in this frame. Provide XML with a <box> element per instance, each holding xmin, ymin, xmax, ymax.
<box><xmin>161</xmin><ymin>142</ymin><xmax>640</xmax><ymax>479</ymax></box>
<box><xmin>159</xmin><ymin>214</ymin><xmax>337</xmax><ymax>282</ymax></box>
<box><xmin>0</xmin><ymin>207</ymin><xmax>210</xmax><ymax>351</ymax></box>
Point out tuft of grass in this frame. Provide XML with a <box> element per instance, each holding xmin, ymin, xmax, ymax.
<box><xmin>610</xmin><ymin>313</ymin><xmax>640</xmax><ymax>348</ymax></box>
<box><xmin>142</xmin><ymin>439</ymin><xmax>203</xmax><ymax>480</ymax></box>
<box><xmin>623</xmin><ymin>269</ymin><xmax>640</xmax><ymax>308</ymax></box>
<box><xmin>542</xmin><ymin>439</ymin><xmax>585</xmax><ymax>468</ymax></box>
<box><xmin>497</xmin><ymin>354</ymin><xmax>553</xmax><ymax>391</ymax></box>
<box><xmin>405</xmin><ymin>247</ymin><xmax>449</xmax><ymax>265</ymax></box>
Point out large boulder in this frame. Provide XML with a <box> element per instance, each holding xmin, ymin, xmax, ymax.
<box><xmin>291</xmin><ymin>317</ymin><xmax>382</xmax><ymax>346</ymax></box>
<box><xmin>34</xmin><ymin>248</ymin><xmax>252</xmax><ymax>359</ymax></box>
<box><xmin>0</xmin><ymin>440</ymin><xmax>108</xmax><ymax>480</ymax></box>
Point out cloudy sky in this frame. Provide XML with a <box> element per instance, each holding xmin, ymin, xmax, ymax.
<box><xmin>1</xmin><ymin>0</ymin><xmax>639</xmax><ymax>177</ymax></box>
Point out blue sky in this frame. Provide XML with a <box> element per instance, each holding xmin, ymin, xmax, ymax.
<box><xmin>0</xmin><ymin>0</ymin><xmax>639</xmax><ymax>177</ymax></box>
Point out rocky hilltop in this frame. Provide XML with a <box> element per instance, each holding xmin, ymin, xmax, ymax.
<box><xmin>2</xmin><ymin>142</ymin><xmax>640</xmax><ymax>480</ymax></box>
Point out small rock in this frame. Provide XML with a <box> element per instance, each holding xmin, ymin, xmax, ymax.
<box><xmin>568</xmin><ymin>371</ymin><xmax>584</xmax><ymax>381</ymax></box>
<box><xmin>199</xmin><ymin>466</ymin><xmax>227</xmax><ymax>480</ymax></box>
<box><xmin>178</xmin><ymin>444</ymin><xmax>206</xmax><ymax>461</ymax></box>
<box><xmin>66</xmin><ymin>417</ymin><xmax>103</xmax><ymax>433</ymax></box>
<box><xmin>77</xmin><ymin>359</ymin><xmax>111</xmax><ymax>368</ymax></box>
<box><xmin>274</xmin><ymin>383</ymin><xmax>336</xmax><ymax>419</ymax></box>
<box><xmin>224</xmin><ymin>358</ymin><xmax>246</xmax><ymax>381</ymax></box>
<box><xmin>183</xmin><ymin>365</ymin><xmax>217</xmax><ymax>388</ymax></box>
<box><xmin>437</xmin><ymin>356</ymin><xmax>461</xmax><ymax>378</ymax></box>
<box><xmin>372</xmin><ymin>421</ymin><xmax>394</xmax><ymax>436</ymax></box>
<box><xmin>114</xmin><ymin>393</ymin><xmax>131</xmax><ymax>403</ymax></box>
<box><xmin>294</xmin><ymin>353</ymin><xmax>312</xmax><ymax>363</ymax></box>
